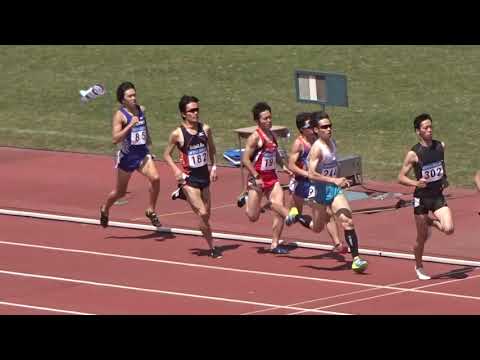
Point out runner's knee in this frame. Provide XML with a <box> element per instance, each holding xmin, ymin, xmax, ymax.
<box><xmin>246</xmin><ymin>211</ymin><xmax>260</xmax><ymax>222</ymax></box>
<box><xmin>335</xmin><ymin>208</ymin><xmax>352</xmax><ymax>219</ymax></box>
<box><xmin>443</xmin><ymin>224</ymin><xmax>454</xmax><ymax>235</ymax></box>
<box><xmin>311</xmin><ymin>222</ymin><xmax>325</xmax><ymax>233</ymax></box>
<box><xmin>197</xmin><ymin>207</ymin><xmax>209</xmax><ymax>218</ymax></box>
<box><xmin>150</xmin><ymin>175</ymin><xmax>160</xmax><ymax>186</ymax></box>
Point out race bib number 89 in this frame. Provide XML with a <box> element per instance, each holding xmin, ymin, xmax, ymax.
<box><xmin>188</xmin><ymin>147</ymin><xmax>208</xmax><ymax>168</ymax></box>
<box><xmin>261</xmin><ymin>152</ymin><xmax>276</xmax><ymax>171</ymax></box>
<box><xmin>422</xmin><ymin>161</ymin><xmax>443</xmax><ymax>183</ymax></box>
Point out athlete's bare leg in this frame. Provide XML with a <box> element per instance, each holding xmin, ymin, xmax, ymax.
<box><xmin>138</xmin><ymin>155</ymin><xmax>160</xmax><ymax>214</ymax></box>
<box><xmin>183</xmin><ymin>185</ymin><xmax>214</xmax><ymax>250</ymax></box>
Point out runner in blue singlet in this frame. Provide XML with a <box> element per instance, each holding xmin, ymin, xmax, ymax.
<box><xmin>100</xmin><ymin>82</ymin><xmax>161</xmax><ymax>228</ymax></box>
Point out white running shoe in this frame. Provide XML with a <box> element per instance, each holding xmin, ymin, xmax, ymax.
<box><xmin>415</xmin><ymin>266</ymin><xmax>431</xmax><ymax>280</ymax></box>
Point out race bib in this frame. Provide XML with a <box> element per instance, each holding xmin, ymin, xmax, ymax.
<box><xmin>307</xmin><ymin>184</ymin><xmax>317</xmax><ymax>199</ymax></box>
<box><xmin>288</xmin><ymin>178</ymin><xmax>297</xmax><ymax>193</ymax></box>
<box><xmin>260</xmin><ymin>152</ymin><xmax>276</xmax><ymax>171</ymax></box>
<box><xmin>188</xmin><ymin>147</ymin><xmax>208</xmax><ymax>168</ymax></box>
<box><xmin>131</xmin><ymin>126</ymin><xmax>147</xmax><ymax>145</ymax></box>
<box><xmin>422</xmin><ymin>161</ymin><xmax>443</xmax><ymax>183</ymax></box>
<box><xmin>320</xmin><ymin>162</ymin><xmax>337</xmax><ymax>177</ymax></box>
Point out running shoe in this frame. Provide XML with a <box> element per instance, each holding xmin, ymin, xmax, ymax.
<box><xmin>351</xmin><ymin>256</ymin><xmax>368</xmax><ymax>273</ymax></box>
<box><xmin>285</xmin><ymin>207</ymin><xmax>299</xmax><ymax>226</ymax></box>
<box><xmin>270</xmin><ymin>246</ymin><xmax>289</xmax><ymax>254</ymax></box>
<box><xmin>415</xmin><ymin>266</ymin><xmax>431</xmax><ymax>280</ymax></box>
<box><xmin>145</xmin><ymin>210</ymin><xmax>162</xmax><ymax>227</ymax></box>
<box><xmin>237</xmin><ymin>192</ymin><xmax>248</xmax><ymax>208</ymax></box>
<box><xmin>298</xmin><ymin>214</ymin><xmax>312</xmax><ymax>229</ymax></box>
<box><xmin>100</xmin><ymin>206</ymin><xmax>109</xmax><ymax>228</ymax></box>
<box><xmin>171</xmin><ymin>185</ymin><xmax>186</xmax><ymax>201</ymax></box>
<box><xmin>209</xmin><ymin>247</ymin><xmax>223</xmax><ymax>259</ymax></box>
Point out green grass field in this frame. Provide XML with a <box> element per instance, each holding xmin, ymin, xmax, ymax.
<box><xmin>1</xmin><ymin>45</ymin><xmax>479</xmax><ymax>187</ymax></box>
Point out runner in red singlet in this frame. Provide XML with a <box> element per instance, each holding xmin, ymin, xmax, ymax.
<box><xmin>241</xmin><ymin>102</ymin><xmax>299</xmax><ymax>254</ymax></box>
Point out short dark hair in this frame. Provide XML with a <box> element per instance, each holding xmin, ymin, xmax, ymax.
<box><xmin>310</xmin><ymin>111</ymin><xmax>330</xmax><ymax>128</ymax></box>
<box><xmin>252</xmin><ymin>102</ymin><xmax>272</xmax><ymax>121</ymax></box>
<box><xmin>296</xmin><ymin>112</ymin><xmax>312</xmax><ymax>131</ymax></box>
<box><xmin>178</xmin><ymin>95</ymin><xmax>199</xmax><ymax>114</ymax></box>
<box><xmin>116</xmin><ymin>81</ymin><xmax>135</xmax><ymax>103</ymax></box>
<box><xmin>414</xmin><ymin>113</ymin><xmax>432</xmax><ymax>130</ymax></box>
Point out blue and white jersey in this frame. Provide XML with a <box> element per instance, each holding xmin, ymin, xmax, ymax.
<box><xmin>119</xmin><ymin>105</ymin><xmax>149</xmax><ymax>155</ymax></box>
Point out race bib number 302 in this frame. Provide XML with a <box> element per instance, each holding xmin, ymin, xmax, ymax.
<box><xmin>422</xmin><ymin>161</ymin><xmax>443</xmax><ymax>183</ymax></box>
<box><xmin>131</xmin><ymin>126</ymin><xmax>147</xmax><ymax>145</ymax></box>
<box><xmin>188</xmin><ymin>147</ymin><xmax>208</xmax><ymax>168</ymax></box>
<box><xmin>260</xmin><ymin>152</ymin><xmax>276</xmax><ymax>171</ymax></box>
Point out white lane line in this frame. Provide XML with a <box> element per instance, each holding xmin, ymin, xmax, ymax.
<box><xmin>241</xmin><ymin>278</ymin><xmax>420</xmax><ymax>315</ymax></box>
<box><xmin>3</xmin><ymin>240</ymin><xmax>477</xmax><ymax>315</ymax></box>
<box><xmin>243</xmin><ymin>267</ymin><xmax>478</xmax><ymax>315</ymax></box>
<box><xmin>0</xmin><ymin>240</ymin><xmax>401</xmax><ymax>291</ymax></box>
<box><xmin>0</xmin><ymin>269</ymin><xmax>349</xmax><ymax>315</ymax></box>
<box><xmin>0</xmin><ymin>301</ymin><xmax>94</xmax><ymax>315</ymax></box>
<box><xmin>3</xmin><ymin>208</ymin><xmax>479</xmax><ymax>268</ymax></box>
<box><xmin>289</xmin><ymin>273</ymin><xmax>480</xmax><ymax>315</ymax></box>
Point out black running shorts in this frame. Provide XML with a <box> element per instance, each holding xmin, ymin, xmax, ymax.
<box><xmin>413</xmin><ymin>195</ymin><xmax>447</xmax><ymax>215</ymax></box>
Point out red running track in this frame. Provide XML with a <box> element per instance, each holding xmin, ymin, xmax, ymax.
<box><xmin>1</xmin><ymin>215</ymin><xmax>480</xmax><ymax>314</ymax></box>
<box><xmin>1</xmin><ymin>147</ymin><xmax>480</xmax><ymax>314</ymax></box>
<box><xmin>1</xmin><ymin>146</ymin><xmax>480</xmax><ymax>261</ymax></box>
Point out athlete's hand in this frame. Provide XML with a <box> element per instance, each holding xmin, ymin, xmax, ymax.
<box><xmin>417</xmin><ymin>178</ymin><xmax>428</xmax><ymax>188</ymax></box>
<box><xmin>131</xmin><ymin>116</ymin><xmax>140</xmax><ymax>126</ymax></box>
<box><xmin>334</xmin><ymin>177</ymin><xmax>350</xmax><ymax>188</ymax></box>
<box><xmin>175</xmin><ymin>170</ymin><xmax>187</xmax><ymax>184</ymax></box>
<box><xmin>254</xmin><ymin>178</ymin><xmax>264</xmax><ymax>188</ymax></box>
<box><xmin>210</xmin><ymin>165</ymin><xmax>218</xmax><ymax>182</ymax></box>
<box><xmin>282</xmin><ymin>165</ymin><xmax>293</xmax><ymax>177</ymax></box>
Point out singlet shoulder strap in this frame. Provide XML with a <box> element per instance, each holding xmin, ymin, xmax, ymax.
<box><xmin>256</xmin><ymin>127</ymin><xmax>277</xmax><ymax>146</ymax></box>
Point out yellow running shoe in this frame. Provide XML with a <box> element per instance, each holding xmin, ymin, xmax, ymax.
<box><xmin>285</xmin><ymin>207</ymin><xmax>299</xmax><ymax>226</ymax></box>
<box><xmin>352</xmin><ymin>256</ymin><xmax>368</xmax><ymax>273</ymax></box>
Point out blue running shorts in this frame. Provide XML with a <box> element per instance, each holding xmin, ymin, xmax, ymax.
<box><xmin>308</xmin><ymin>182</ymin><xmax>343</xmax><ymax>205</ymax></box>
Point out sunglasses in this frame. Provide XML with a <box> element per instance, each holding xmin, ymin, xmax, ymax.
<box><xmin>319</xmin><ymin>124</ymin><xmax>333</xmax><ymax>129</ymax></box>
<box><xmin>186</xmin><ymin>108</ymin><xmax>199</xmax><ymax>113</ymax></box>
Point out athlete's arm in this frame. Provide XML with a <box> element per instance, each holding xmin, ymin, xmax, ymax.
<box><xmin>439</xmin><ymin>141</ymin><xmax>449</xmax><ymax>188</ymax></box>
<box><xmin>141</xmin><ymin>106</ymin><xmax>153</xmax><ymax>146</ymax></box>
<box><xmin>111</xmin><ymin>111</ymin><xmax>139</xmax><ymax>144</ymax></box>
<box><xmin>308</xmin><ymin>142</ymin><xmax>348</xmax><ymax>187</ymax></box>
<box><xmin>475</xmin><ymin>170</ymin><xmax>480</xmax><ymax>192</ymax></box>
<box><xmin>275</xmin><ymin>147</ymin><xmax>293</xmax><ymax>176</ymax></box>
<box><xmin>288</xmin><ymin>139</ymin><xmax>308</xmax><ymax>178</ymax></box>
<box><xmin>204</xmin><ymin>124</ymin><xmax>218</xmax><ymax>182</ymax></box>
<box><xmin>242</xmin><ymin>132</ymin><xmax>260</xmax><ymax>178</ymax></box>
<box><xmin>163</xmin><ymin>128</ymin><xmax>185</xmax><ymax>182</ymax></box>
<box><xmin>397</xmin><ymin>150</ymin><xmax>426</xmax><ymax>188</ymax></box>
